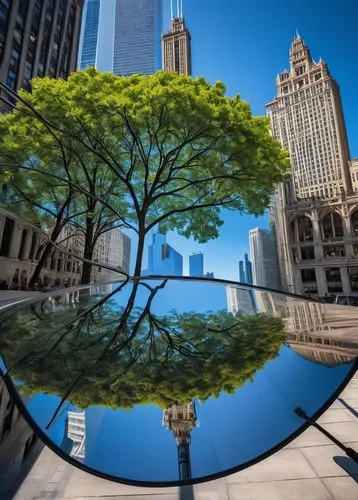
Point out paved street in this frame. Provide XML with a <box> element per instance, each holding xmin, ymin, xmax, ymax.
<box><xmin>12</xmin><ymin>373</ymin><xmax>358</xmax><ymax>499</ymax></box>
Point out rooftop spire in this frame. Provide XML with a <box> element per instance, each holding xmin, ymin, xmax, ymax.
<box><xmin>170</xmin><ymin>0</ymin><xmax>183</xmax><ymax>20</ymax></box>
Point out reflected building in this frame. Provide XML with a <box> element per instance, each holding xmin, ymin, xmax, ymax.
<box><xmin>229</xmin><ymin>254</ymin><xmax>256</xmax><ymax>314</ymax></box>
<box><xmin>66</xmin><ymin>411</ymin><xmax>86</xmax><ymax>462</ymax></box>
<box><xmin>145</xmin><ymin>232</ymin><xmax>183</xmax><ymax>276</ymax></box>
<box><xmin>267</xmin><ymin>35</ymin><xmax>358</xmax><ymax>298</ymax></box>
<box><xmin>162</xmin><ymin>401</ymin><xmax>197</xmax><ymax>480</ymax></box>
<box><xmin>0</xmin><ymin>380</ymin><xmax>43</xmax><ymax>499</ymax></box>
<box><xmin>252</xmin><ymin>288</ymin><xmax>358</xmax><ymax>366</ymax></box>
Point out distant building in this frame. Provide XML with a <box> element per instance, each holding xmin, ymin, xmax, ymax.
<box><xmin>239</xmin><ymin>254</ymin><xmax>253</xmax><ymax>284</ymax></box>
<box><xmin>113</xmin><ymin>0</ymin><xmax>162</xmax><ymax>76</ymax></box>
<box><xmin>249</xmin><ymin>227</ymin><xmax>281</xmax><ymax>290</ymax></box>
<box><xmin>78</xmin><ymin>0</ymin><xmax>101</xmax><ymax>69</ymax></box>
<box><xmin>91</xmin><ymin>228</ymin><xmax>131</xmax><ymax>282</ymax></box>
<box><xmin>0</xmin><ymin>0</ymin><xmax>83</xmax><ymax>94</ymax></box>
<box><xmin>204</xmin><ymin>272</ymin><xmax>214</xmax><ymax>279</ymax></box>
<box><xmin>146</xmin><ymin>232</ymin><xmax>183</xmax><ymax>275</ymax></box>
<box><xmin>230</xmin><ymin>254</ymin><xmax>255</xmax><ymax>314</ymax></box>
<box><xmin>0</xmin><ymin>209</ymin><xmax>130</xmax><ymax>287</ymax></box>
<box><xmin>189</xmin><ymin>252</ymin><xmax>203</xmax><ymax>277</ymax></box>
<box><xmin>161</xmin><ymin>0</ymin><xmax>191</xmax><ymax>75</ymax></box>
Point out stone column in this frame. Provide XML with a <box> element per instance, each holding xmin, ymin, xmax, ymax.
<box><xmin>8</xmin><ymin>222</ymin><xmax>22</xmax><ymax>259</ymax></box>
<box><xmin>343</xmin><ymin>215</ymin><xmax>354</xmax><ymax>258</ymax></box>
<box><xmin>311</xmin><ymin>210</ymin><xmax>323</xmax><ymax>260</ymax></box>
<box><xmin>340</xmin><ymin>267</ymin><xmax>351</xmax><ymax>295</ymax></box>
<box><xmin>23</xmin><ymin>230</ymin><xmax>33</xmax><ymax>261</ymax></box>
<box><xmin>315</xmin><ymin>267</ymin><xmax>328</xmax><ymax>296</ymax></box>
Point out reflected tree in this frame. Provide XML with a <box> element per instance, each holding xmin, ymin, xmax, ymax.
<box><xmin>0</xmin><ymin>281</ymin><xmax>285</xmax><ymax>412</ymax></box>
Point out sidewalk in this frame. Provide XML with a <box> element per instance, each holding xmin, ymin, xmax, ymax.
<box><xmin>0</xmin><ymin>290</ymin><xmax>41</xmax><ymax>309</ymax></box>
<box><xmin>13</xmin><ymin>373</ymin><xmax>358</xmax><ymax>499</ymax></box>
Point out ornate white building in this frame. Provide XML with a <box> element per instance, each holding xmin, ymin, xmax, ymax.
<box><xmin>267</xmin><ymin>35</ymin><xmax>357</xmax><ymax>298</ymax></box>
<box><xmin>0</xmin><ymin>209</ymin><xmax>130</xmax><ymax>288</ymax></box>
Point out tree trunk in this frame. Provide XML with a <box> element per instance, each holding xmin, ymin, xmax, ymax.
<box><xmin>81</xmin><ymin>218</ymin><xmax>94</xmax><ymax>284</ymax></box>
<box><xmin>134</xmin><ymin>222</ymin><xmax>146</xmax><ymax>277</ymax></box>
<box><xmin>29</xmin><ymin>225</ymin><xmax>62</xmax><ymax>288</ymax></box>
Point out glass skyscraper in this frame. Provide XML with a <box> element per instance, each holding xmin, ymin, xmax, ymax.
<box><xmin>113</xmin><ymin>0</ymin><xmax>162</xmax><ymax>76</ymax></box>
<box><xmin>145</xmin><ymin>233</ymin><xmax>183</xmax><ymax>276</ymax></box>
<box><xmin>79</xmin><ymin>0</ymin><xmax>100</xmax><ymax>69</ymax></box>
<box><xmin>189</xmin><ymin>253</ymin><xmax>203</xmax><ymax>277</ymax></box>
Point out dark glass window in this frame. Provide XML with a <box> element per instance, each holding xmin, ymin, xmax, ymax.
<box><xmin>0</xmin><ymin>217</ymin><xmax>14</xmax><ymax>256</ymax></box>
<box><xmin>0</xmin><ymin>0</ymin><xmax>11</xmax><ymax>62</ymax></box>
<box><xmin>301</xmin><ymin>268</ymin><xmax>316</xmax><ymax>283</ymax></box>
<box><xmin>18</xmin><ymin>229</ymin><xmax>28</xmax><ymax>260</ymax></box>
<box><xmin>322</xmin><ymin>213</ymin><xmax>344</xmax><ymax>239</ymax></box>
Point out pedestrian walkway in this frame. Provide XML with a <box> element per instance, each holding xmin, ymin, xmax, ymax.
<box><xmin>0</xmin><ymin>290</ymin><xmax>41</xmax><ymax>309</ymax></box>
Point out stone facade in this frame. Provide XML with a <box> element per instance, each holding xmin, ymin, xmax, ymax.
<box><xmin>0</xmin><ymin>209</ymin><xmax>130</xmax><ymax>288</ymax></box>
<box><xmin>162</xmin><ymin>15</ymin><xmax>191</xmax><ymax>75</ymax></box>
<box><xmin>267</xmin><ymin>35</ymin><xmax>356</xmax><ymax>298</ymax></box>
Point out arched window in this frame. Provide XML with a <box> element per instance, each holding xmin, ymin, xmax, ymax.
<box><xmin>297</xmin><ymin>216</ymin><xmax>313</xmax><ymax>243</ymax></box>
<box><xmin>351</xmin><ymin>211</ymin><xmax>358</xmax><ymax>236</ymax></box>
<box><xmin>321</xmin><ymin>213</ymin><xmax>343</xmax><ymax>239</ymax></box>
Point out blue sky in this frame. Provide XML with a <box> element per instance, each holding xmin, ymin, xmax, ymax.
<box><xmin>123</xmin><ymin>0</ymin><xmax>358</xmax><ymax>280</ymax></box>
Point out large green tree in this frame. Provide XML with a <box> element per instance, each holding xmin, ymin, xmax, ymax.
<box><xmin>0</xmin><ymin>70</ymin><xmax>289</xmax><ymax>276</ymax></box>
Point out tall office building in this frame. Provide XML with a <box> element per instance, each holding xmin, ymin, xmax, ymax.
<box><xmin>267</xmin><ymin>33</ymin><xmax>352</xmax><ymax>200</ymax></box>
<box><xmin>238</xmin><ymin>254</ymin><xmax>253</xmax><ymax>284</ymax></box>
<box><xmin>0</xmin><ymin>0</ymin><xmax>83</xmax><ymax>93</ymax></box>
<box><xmin>189</xmin><ymin>252</ymin><xmax>203</xmax><ymax>277</ymax></box>
<box><xmin>146</xmin><ymin>232</ymin><xmax>183</xmax><ymax>276</ymax></box>
<box><xmin>267</xmin><ymin>36</ymin><xmax>358</xmax><ymax>297</ymax></box>
<box><xmin>249</xmin><ymin>227</ymin><xmax>281</xmax><ymax>290</ymax></box>
<box><xmin>78</xmin><ymin>0</ymin><xmax>100</xmax><ymax>69</ymax></box>
<box><xmin>162</xmin><ymin>0</ymin><xmax>191</xmax><ymax>75</ymax></box>
<box><xmin>113</xmin><ymin>0</ymin><xmax>162</xmax><ymax>76</ymax></box>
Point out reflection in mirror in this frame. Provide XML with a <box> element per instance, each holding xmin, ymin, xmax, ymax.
<box><xmin>0</xmin><ymin>278</ymin><xmax>357</xmax><ymax>485</ymax></box>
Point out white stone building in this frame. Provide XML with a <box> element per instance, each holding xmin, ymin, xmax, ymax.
<box><xmin>266</xmin><ymin>35</ymin><xmax>357</xmax><ymax>298</ymax></box>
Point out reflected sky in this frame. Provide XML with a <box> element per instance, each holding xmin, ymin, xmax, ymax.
<box><xmin>1</xmin><ymin>278</ymin><xmax>357</xmax><ymax>484</ymax></box>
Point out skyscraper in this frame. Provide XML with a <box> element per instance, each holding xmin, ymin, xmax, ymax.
<box><xmin>267</xmin><ymin>33</ymin><xmax>352</xmax><ymax>200</ymax></box>
<box><xmin>113</xmin><ymin>0</ymin><xmax>162</xmax><ymax>76</ymax></box>
<box><xmin>249</xmin><ymin>227</ymin><xmax>281</xmax><ymax>290</ymax></box>
<box><xmin>238</xmin><ymin>254</ymin><xmax>253</xmax><ymax>284</ymax></box>
<box><xmin>162</xmin><ymin>0</ymin><xmax>191</xmax><ymax>75</ymax></box>
<box><xmin>78</xmin><ymin>0</ymin><xmax>100</xmax><ymax>69</ymax></box>
<box><xmin>0</xmin><ymin>0</ymin><xmax>84</xmax><ymax>93</ymax></box>
<box><xmin>267</xmin><ymin>36</ymin><xmax>358</xmax><ymax>298</ymax></box>
<box><xmin>146</xmin><ymin>232</ymin><xmax>183</xmax><ymax>276</ymax></box>
<box><xmin>189</xmin><ymin>252</ymin><xmax>203</xmax><ymax>277</ymax></box>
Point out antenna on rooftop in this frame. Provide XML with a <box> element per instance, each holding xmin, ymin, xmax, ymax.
<box><xmin>177</xmin><ymin>0</ymin><xmax>179</xmax><ymax>17</ymax></box>
<box><xmin>170</xmin><ymin>0</ymin><xmax>173</xmax><ymax>20</ymax></box>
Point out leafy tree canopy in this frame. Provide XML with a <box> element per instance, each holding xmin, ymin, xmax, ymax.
<box><xmin>0</xmin><ymin>70</ymin><xmax>289</xmax><ymax>273</ymax></box>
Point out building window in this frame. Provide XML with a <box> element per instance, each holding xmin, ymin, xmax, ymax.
<box><xmin>351</xmin><ymin>211</ymin><xmax>358</xmax><ymax>236</ymax></box>
<box><xmin>323</xmin><ymin>245</ymin><xmax>345</xmax><ymax>258</ymax></box>
<box><xmin>325</xmin><ymin>267</ymin><xmax>342</xmax><ymax>293</ymax></box>
<box><xmin>297</xmin><ymin>216</ymin><xmax>313</xmax><ymax>243</ymax></box>
<box><xmin>301</xmin><ymin>268</ymin><xmax>316</xmax><ymax>283</ymax></box>
<box><xmin>348</xmin><ymin>267</ymin><xmax>358</xmax><ymax>292</ymax></box>
<box><xmin>321</xmin><ymin>212</ymin><xmax>344</xmax><ymax>239</ymax></box>
<box><xmin>301</xmin><ymin>246</ymin><xmax>315</xmax><ymax>260</ymax></box>
<box><xmin>18</xmin><ymin>229</ymin><xmax>28</xmax><ymax>260</ymax></box>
